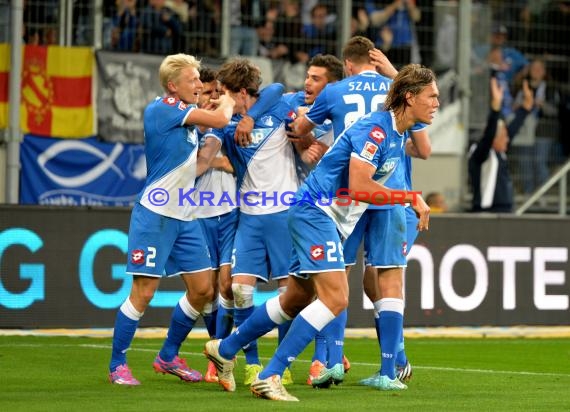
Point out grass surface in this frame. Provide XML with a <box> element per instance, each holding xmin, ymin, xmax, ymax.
<box><xmin>1</xmin><ymin>335</ymin><xmax>569</xmax><ymax>411</ymax></box>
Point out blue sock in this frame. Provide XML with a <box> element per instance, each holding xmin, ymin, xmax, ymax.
<box><xmin>110</xmin><ymin>310</ymin><xmax>139</xmax><ymax>371</ymax></box>
<box><xmin>219</xmin><ymin>302</ymin><xmax>277</xmax><ymax>360</ymax></box>
<box><xmin>233</xmin><ymin>306</ymin><xmax>259</xmax><ymax>364</ymax></box>
<box><xmin>259</xmin><ymin>314</ymin><xmax>318</xmax><ymax>379</ymax></box>
<box><xmin>215</xmin><ymin>305</ymin><xmax>234</xmax><ymax>339</ymax></box>
<box><xmin>324</xmin><ymin>308</ymin><xmax>347</xmax><ymax>366</ymax></box>
<box><xmin>159</xmin><ymin>302</ymin><xmax>197</xmax><ymax>362</ymax></box>
<box><xmin>312</xmin><ymin>332</ymin><xmax>327</xmax><ymax>363</ymax></box>
<box><xmin>203</xmin><ymin>308</ymin><xmax>218</xmax><ymax>338</ymax></box>
<box><xmin>374</xmin><ymin>314</ymin><xmax>382</xmax><ymax>368</ymax></box>
<box><xmin>396</xmin><ymin>329</ymin><xmax>408</xmax><ymax>366</ymax></box>
<box><xmin>277</xmin><ymin>319</ymin><xmax>292</xmax><ymax>345</ymax></box>
<box><xmin>379</xmin><ymin>310</ymin><xmax>403</xmax><ymax>379</ymax></box>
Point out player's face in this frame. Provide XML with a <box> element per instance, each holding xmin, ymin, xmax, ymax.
<box><xmin>198</xmin><ymin>80</ymin><xmax>220</xmax><ymax>108</ymax></box>
<box><xmin>220</xmin><ymin>85</ymin><xmax>246</xmax><ymax>114</ymax></box>
<box><xmin>410</xmin><ymin>81</ymin><xmax>439</xmax><ymax>124</ymax></box>
<box><xmin>304</xmin><ymin>66</ymin><xmax>330</xmax><ymax>105</ymax></box>
<box><xmin>170</xmin><ymin>66</ymin><xmax>203</xmax><ymax>104</ymax></box>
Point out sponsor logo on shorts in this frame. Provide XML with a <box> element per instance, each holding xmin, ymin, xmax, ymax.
<box><xmin>310</xmin><ymin>245</ymin><xmax>325</xmax><ymax>260</ymax></box>
<box><xmin>131</xmin><ymin>249</ymin><xmax>145</xmax><ymax>265</ymax></box>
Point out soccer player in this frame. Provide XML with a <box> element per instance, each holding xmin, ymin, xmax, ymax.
<box><xmin>227</xmin><ymin>54</ymin><xmax>344</xmax><ymax>386</ymax></box>
<box><xmin>205</xmin><ymin>64</ymin><xmax>438</xmax><ymax>400</ymax></box>
<box><xmin>354</xmin><ymin>47</ymin><xmax>432</xmax><ymax>387</ymax></box>
<box><xmin>283</xmin><ymin>54</ymin><xmax>349</xmax><ymax>385</ymax></box>
<box><xmin>195</xmin><ymin>67</ymin><xmax>287</xmax><ymax>383</ymax></box>
<box><xmin>193</xmin><ymin>67</ymin><xmax>237</xmax><ymax>383</ymax></box>
<box><xmin>202</xmin><ymin>58</ymin><xmax>298</xmax><ymax>389</ymax></box>
<box><xmin>290</xmin><ymin>36</ymin><xmax>430</xmax><ymax>385</ymax></box>
<box><xmin>108</xmin><ymin>53</ymin><xmax>235</xmax><ymax>385</ymax></box>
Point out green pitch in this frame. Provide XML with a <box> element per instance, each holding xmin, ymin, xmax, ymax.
<box><xmin>1</xmin><ymin>335</ymin><xmax>569</xmax><ymax>411</ymax></box>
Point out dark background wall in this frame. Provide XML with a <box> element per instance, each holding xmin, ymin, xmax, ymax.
<box><xmin>1</xmin><ymin>207</ymin><xmax>568</xmax><ymax>328</ymax></box>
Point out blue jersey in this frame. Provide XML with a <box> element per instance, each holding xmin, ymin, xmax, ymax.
<box><xmin>305</xmin><ymin>70</ymin><xmax>392</xmax><ymax>139</ymax></box>
<box><xmin>283</xmin><ymin>91</ymin><xmax>334</xmax><ymax>182</ymax></box>
<box><xmin>205</xmin><ymin>97</ymin><xmax>298</xmax><ymax>215</ymax></box>
<box><xmin>296</xmin><ymin>110</ymin><xmax>408</xmax><ymax>238</ymax></box>
<box><xmin>138</xmin><ymin>96</ymin><xmax>200</xmax><ymax>221</ymax></box>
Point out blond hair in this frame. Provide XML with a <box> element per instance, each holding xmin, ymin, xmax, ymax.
<box><xmin>158</xmin><ymin>53</ymin><xmax>201</xmax><ymax>93</ymax></box>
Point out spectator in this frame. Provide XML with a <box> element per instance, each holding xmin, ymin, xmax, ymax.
<box><xmin>303</xmin><ymin>4</ymin><xmax>337</xmax><ymax>58</ymax></box>
<box><xmin>110</xmin><ymin>0</ymin><xmax>139</xmax><ymax>52</ymax></box>
<box><xmin>425</xmin><ymin>192</ymin><xmax>448</xmax><ymax>213</ymax></box>
<box><xmin>188</xmin><ymin>0</ymin><xmax>220</xmax><ymax>57</ymax></box>
<box><xmin>139</xmin><ymin>0</ymin><xmax>183</xmax><ymax>55</ymax></box>
<box><xmin>273</xmin><ymin>0</ymin><xmax>308</xmax><ymax>89</ymax></box>
<box><xmin>511</xmin><ymin>58</ymin><xmax>563</xmax><ymax>194</ymax></box>
<box><xmin>365</xmin><ymin>0</ymin><xmax>422</xmax><ymax>68</ymax></box>
<box><xmin>473</xmin><ymin>23</ymin><xmax>528</xmax><ymax>85</ymax></box>
<box><xmin>274</xmin><ymin>0</ymin><xmax>307</xmax><ymax>64</ymax></box>
<box><xmin>350</xmin><ymin>5</ymin><xmax>370</xmax><ymax>38</ymax></box>
<box><xmin>468</xmin><ymin>77</ymin><xmax>534</xmax><ymax>213</ymax></box>
<box><xmin>228</xmin><ymin>0</ymin><xmax>265</xmax><ymax>56</ymax></box>
<box><xmin>433</xmin><ymin>0</ymin><xmax>458</xmax><ymax>72</ymax></box>
<box><xmin>256</xmin><ymin>18</ymin><xmax>288</xmax><ymax>60</ymax></box>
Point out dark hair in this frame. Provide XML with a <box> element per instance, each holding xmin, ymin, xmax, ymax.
<box><xmin>308</xmin><ymin>54</ymin><xmax>344</xmax><ymax>82</ymax></box>
<box><xmin>342</xmin><ymin>36</ymin><xmax>375</xmax><ymax>65</ymax></box>
<box><xmin>199</xmin><ymin>67</ymin><xmax>218</xmax><ymax>83</ymax></box>
<box><xmin>384</xmin><ymin>64</ymin><xmax>436</xmax><ymax>113</ymax></box>
<box><xmin>217</xmin><ymin>58</ymin><xmax>262</xmax><ymax>96</ymax></box>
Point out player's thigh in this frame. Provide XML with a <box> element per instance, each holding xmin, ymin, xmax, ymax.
<box><xmin>198</xmin><ymin>216</ymin><xmax>221</xmax><ymax>269</ymax></box>
<box><xmin>405</xmin><ymin>206</ymin><xmax>419</xmax><ymax>252</ymax></box>
<box><xmin>218</xmin><ymin>208</ymin><xmax>239</xmax><ymax>267</ymax></box>
<box><xmin>262</xmin><ymin>210</ymin><xmax>292</xmax><ymax>280</ymax></box>
<box><xmin>231</xmin><ymin>213</ymin><xmax>268</xmax><ymax>280</ymax></box>
<box><xmin>166</xmin><ymin>219</ymin><xmax>212</xmax><ymax>275</ymax></box>
<box><xmin>343</xmin><ymin>211</ymin><xmax>368</xmax><ymax>267</ymax></box>
<box><xmin>127</xmin><ymin>203</ymin><xmax>177</xmax><ymax>277</ymax></box>
<box><xmin>288</xmin><ymin>202</ymin><xmax>345</xmax><ymax>274</ymax></box>
<box><xmin>364</xmin><ymin>206</ymin><xmax>407</xmax><ymax>268</ymax></box>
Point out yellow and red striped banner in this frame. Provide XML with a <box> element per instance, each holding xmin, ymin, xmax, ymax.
<box><xmin>0</xmin><ymin>44</ymin><xmax>94</xmax><ymax>138</ymax></box>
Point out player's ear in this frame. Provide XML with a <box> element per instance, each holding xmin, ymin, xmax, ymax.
<box><xmin>405</xmin><ymin>91</ymin><xmax>414</xmax><ymax>106</ymax></box>
<box><xmin>167</xmin><ymin>80</ymin><xmax>177</xmax><ymax>94</ymax></box>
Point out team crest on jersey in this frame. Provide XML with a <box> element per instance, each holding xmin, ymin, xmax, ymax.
<box><xmin>260</xmin><ymin>115</ymin><xmax>274</xmax><ymax>127</ymax></box>
<box><xmin>178</xmin><ymin>101</ymin><xmax>188</xmax><ymax>110</ymax></box>
<box><xmin>310</xmin><ymin>245</ymin><xmax>325</xmax><ymax>260</ymax></box>
<box><xmin>360</xmin><ymin>141</ymin><xmax>378</xmax><ymax>160</ymax></box>
<box><xmin>131</xmin><ymin>249</ymin><xmax>145</xmax><ymax>265</ymax></box>
<box><xmin>163</xmin><ymin>97</ymin><xmax>177</xmax><ymax>106</ymax></box>
<box><xmin>369</xmin><ymin>126</ymin><xmax>386</xmax><ymax>144</ymax></box>
<box><xmin>186</xmin><ymin>129</ymin><xmax>198</xmax><ymax>145</ymax></box>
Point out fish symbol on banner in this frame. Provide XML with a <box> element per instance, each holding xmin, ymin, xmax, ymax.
<box><xmin>37</xmin><ymin>140</ymin><xmax>125</xmax><ymax>187</ymax></box>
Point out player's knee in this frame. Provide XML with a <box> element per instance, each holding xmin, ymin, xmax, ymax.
<box><xmin>231</xmin><ymin>283</ymin><xmax>255</xmax><ymax>308</ymax></box>
<box><xmin>189</xmin><ymin>279</ymin><xmax>215</xmax><ymax>303</ymax></box>
<box><xmin>219</xmin><ymin>271</ymin><xmax>233</xmax><ymax>298</ymax></box>
<box><xmin>136</xmin><ymin>289</ymin><xmax>156</xmax><ymax>307</ymax></box>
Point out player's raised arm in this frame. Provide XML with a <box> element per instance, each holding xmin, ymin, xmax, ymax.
<box><xmin>187</xmin><ymin>93</ymin><xmax>235</xmax><ymax>129</ymax></box>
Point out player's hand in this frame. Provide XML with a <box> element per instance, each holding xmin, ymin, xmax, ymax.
<box><xmin>369</xmin><ymin>48</ymin><xmax>398</xmax><ymax>79</ymax></box>
<box><xmin>211</xmin><ymin>93</ymin><xmax>235</xmax><ymax>108</ymax></box>
<box><xmin>297</xmin><ymin>106</ymin><xmax>309</xmax><ymax>117</ymax></box>
<box><xmin>234</xmin><ymin>114</ymin><xmax>254</xmax><ymax>147</ymax></box>
<box><xmin>412</xmin><ymin>194</ymin><xmax>430</xmax><ymax>231</ymax></box>
<box><xmin>287</xmin><ymin>131</ymin><xmax>314</xmax><ymax>149</ymax></box>
<box><xmin>300</xmin><ymin>141</ymin><xmax>327</xmax><ymax>166</ymax></box>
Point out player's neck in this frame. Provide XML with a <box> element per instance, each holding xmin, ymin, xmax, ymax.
<box><xmin>394</xmin><ymin>111</ymin><xmax>414</xmax><ymax>134</ymax></box>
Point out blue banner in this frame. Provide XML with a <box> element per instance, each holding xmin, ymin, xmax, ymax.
<box><xmin>20</xmin><ymin>135</ymin><xmax>146</xmax><ymax>206</ymax></box>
